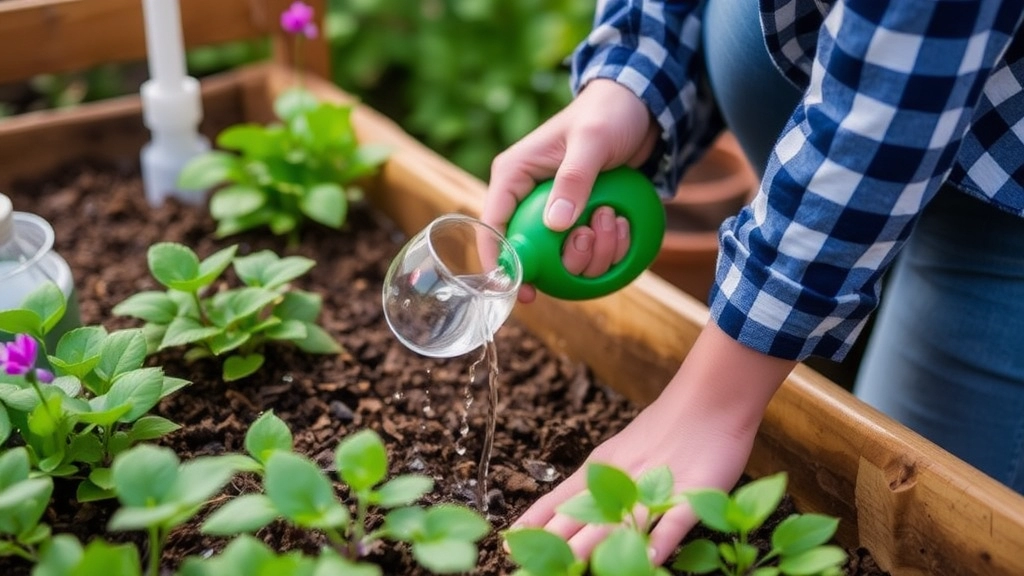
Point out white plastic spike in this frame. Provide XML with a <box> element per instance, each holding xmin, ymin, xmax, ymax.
<box><xmin>140</xmin><ymin>0</ymin><xmax>210</xmax><ymax>208</ymax></box>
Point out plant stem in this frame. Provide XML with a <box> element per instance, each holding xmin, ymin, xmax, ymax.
<box><xmin>147</xmin><ymin>527</ymin><xmax>163</xmax><ymax>576</ymax></box>
<box><xmin>323</xmin><ymin>527</ymin><xmax>351</xmax><ymax>559</ymax></box>
<box><xmin>3</xmin><ymin>539</ymin><xmax>36</xmax><ymax>562</ymax></box>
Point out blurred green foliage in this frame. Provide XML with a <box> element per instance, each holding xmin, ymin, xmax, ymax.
<box><xmin>1</xmin><ymin>1</ymin><xmax>596</xmax><ymax>179</ymax></box>
<box><xmin>325</xmin><ymin>0</ymin><xmax>595</xmax><ymax>178</ymax></box>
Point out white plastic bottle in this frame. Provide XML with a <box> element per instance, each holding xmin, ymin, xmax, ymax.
<box><xmin>0</xmin><ymin>193</ymin><xmax>81</xmax><ymax>351</ymax></box>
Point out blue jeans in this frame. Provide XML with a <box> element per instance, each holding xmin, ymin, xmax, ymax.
<box><xmin>703</xmin><ymin>0</ymin><xmax>1024</xmax><ymax>493</ymax></box>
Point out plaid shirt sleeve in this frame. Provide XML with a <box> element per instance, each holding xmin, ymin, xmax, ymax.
<box><xmin>711</xmin><ymin>0</ymin><xmax>1024</xmax><ymax>361</ymax></box>
<box><xmin>569</xmin><ymin>0</ymin><xmax>721</xmax><ymax>198</ymax></box>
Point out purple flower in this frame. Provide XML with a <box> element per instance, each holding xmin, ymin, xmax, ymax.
<box><xmin>281</xmin><ymin>1</ymin><xmax>319</xmax><ymax>39</ymax></box>
<box><xmin>1</xmin><ymin>334</ymin><xmax>54</xmax><ymax>383</ymax></box>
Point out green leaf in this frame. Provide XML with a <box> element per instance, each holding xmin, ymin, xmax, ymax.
<box><xmin>68</xmin><ymin>433</ymin><xmax>104</xmax><ymax>464</ymax></box>
<box><xmin>274</xmin><ymin>290</ymin><xmax>322</xmax><ymax>323</ymax></box>
<box><xmin>504</xmin><ymin>528</ymin><xmax>580</xmax><ymax>576</ymax></box>
<box><xmin>210</xmin><ymin>185</ymin><xmax>267</xmax><ymax>220</ymax></box>
<box><xmin>264</xmin><ymin>319</ymin><xmax>308</xmax><ymax>341</ymax></box>
<box><xmin>160</xmin><ymin>316</ymin><xmax>222</xmax><ymax>349</ymax></box>
<box><xmin>89</xmin><ymin>467</ymin><xmax>114</xmax><ymax>490</ymax></box>
<box><xmin>49</xmin><ymin>326</ymin><xmax>106</xmax><ymax>379</ymax></box>
<box><xmin>111</xmin><ymin>444</ymin><xmax>179</xmax><ymax>507</ymax></box>
<box><xmin>300</xmin><ymin>183</ymin><xmax>347</xmax><ymax>228</ymax></box>
<box><xmin>148</xmin><ymin>243</ymin><xmax>201</xmax><ymax>290</ymax></box>
<box><xmin>586</xmin><ymin>464</ymin><xmax>637</xmax><ymax>522</ymax></box>
<box><xmin>128</xmin><ymin>415</ymin><xmax>182</xmax><ymax>442</ymax></box>
<box><xmin>0</xmin><ymin>477</ymin><xmax>53</xmax><ymax>536</ymax></box>
<box><xmin>234</xmin><ymin>251</ymin><xmax>316</xmax><ymax>289</ymax></box>
<box><xmin>734</xmin><ymin>472</ymin><xmax>787</xmax><ymax>533</ymax></box>
<box><xmin>411</xmin><ymin>539</ymin><xmax>478</xmax><ymax>574</ymax></box>
<box><xmin>313</xmin><ymin>554</ymin><xmax>383</xmax><ymax>576</ymax></box>
<box><xmin>294</xmin><ymin>322</ymin><xmax>342</xmax><ymax>354</ymax></box>
<box><xmin>161</xmin><ymin>376</ymin><xmax>191</xmax><ymax>398</ymax></box>
<box><xmin>102</xmin><ymin>367</ymin><xmax>165</xmax><ymax>423</ymax></box>
<box><xmin>23</xmin><ymin>283</ymin><xmax>66</xmax><ymax>334</ymax></box>
<box><xmin>76</xmin><ymin>478</ymin><xmax>116</xmax><ymax>503</ymax></box>
<box><xmin>74</xmin><ymin>539</ymin><xmax>142</xmax><ymax>576</ymax></box>
<box><xmin>209</xmin><ymin>287</ymin><xmax>280</xmax><ymax>326</ymax></box>
<box><xmin>245</xmin><ymin>410</ymin><xmax>294</xmax><ymax>464</ymax></box>
<box><xmin>223</xmin><ymin>353</ymin><xmax>264</xmax><ymax>381</ymax></box>
<box><xmin>776</xmin><ymin>546</ymin><xmax>848</xmax><ymax>575</ymax></box>
<box><xmin>0</xmin><ymin>309</ymin><xmax>43</xmax><ymax>338</ymax></box>
<box><xmin>684</xmin><ymin>489</ymin><xmax>734</xmax><ymax>533</ymax></box>
<box><xmin>207</xmin><ymin>330</ymin><xmax>251</xmax><ymax>355</ymax></box>
<box><xmin>590</xmin><ymin>527</ymin><xmax>654</xmax><ymax>576</ymax></box>
<box><xmin>557</xmin><ymin>491</ymin><xmax>614</xmax><ymax>525</ymax></box>
<box><xmin>636</xmin><ymin>466</ymin><xmax>674</xmax><ymax>509</ymax></box>
<box><xmin>274</xmin><ymin>88</ymin><xmax>319</xmax><ymax>122</ymax></box>
<box><xmin>196</xmin><ymin>244</ymin><xmax>240</xmax><ymax>286</ymax></box>
<box><xmin>422</xmin><ymin>504</ymin><xmax>490</xmax><ymax>541</ymax></box>
<box><xmin>108</xmin><ymin>502</ymin><xmax>181</xmax><ymax>530</ymax></box>
<box><xmin>374</xmin><ymin>474</ymin><xmax>433</xmax><ymax>508</ymax></box>
<box><xmin>202</xmin><ymin>493</ymin><xmax>278</xmax><ymax>535</ymax></box>
<box><xmin>772</xmin><ymin>514</ymin><xmax>840</xmax><ymax>556</ymax></box>
<box><xmin>111</xmin><ymin>291</ymin><xmax>178</xmax><ymax>324</ymax></box>
<box><xmin>34</xmin><ymin>534</ymin><xmax>85</xmax><ymax>576</ymax></box>
<box><xmin>169</xmin><ymin>455</ymin><xmax>242</xmax><ymax>506</ymax></box>
<box><xmin>265</xmin><ymin>451</ymin><xmax>348</xmax><ymax>529</ymax></box>
<box><xmin>95</xmin><ymin>329</ymin><xmax>149</xmax><ymax>384</ymax></box>
<box><xmin>217</xmin><ymin>124</ymin><xmax>278</xmax><ymax>157</ymax></box>
<box><xmin>671</xmin><ymin>540</ymin><xmax>721</xmax><ymax>574</ymax></box>
<box><xmin>335</xmin><ymin>429</ymin><xmax>388</xmax><ymax>492</ymax></box>
<box><xmin>178</xmin><ymin>535</ymin><xmax>275</xmax><ymax>576</ymax></box>
<box><xmin>383</xmin><ymin>506</ymin><xmax>426</xmax><ymax>541</ymax></box>
<box><xmin>0</xmin><ymin>406</ymin><xmax>10</xmax><ymax>446</ymax></box>
<box><xmin>178</xmin><ymin>151</ymin><xmax>239</xmax><ymax>190</ymax></box>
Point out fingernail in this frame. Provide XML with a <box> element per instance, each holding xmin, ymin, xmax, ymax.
<box><xmin>617</xmin><ymin>216</ymin><xmax>628</xmax><ymax>239</ymax></box>
<box><xmin>546</xmin><ymin>198</ymin><xmax>576</xmax><ymax>229</ymax></box>
<box><xmin>648</xmin><ymin>546</ymin><xmax>657</xmax><ymax>561</ymax></box>
<box><xmin>572</xmin><ymin>231</ymin><xmax>593</xmax><ymax>252</ymax></box>
<box><xmin>599</xmin><ymin>208</ymin><xmax>615</xmax><ymax>232</ymax></box>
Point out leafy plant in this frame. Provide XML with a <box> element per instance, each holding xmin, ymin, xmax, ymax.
<box><xmin>673</xmin><ymin>473</ymin><xmax>847</xmax><ymax>576</ymax></box>
<box><xmin>504</xmin><ymin>467</ymin><xmax>847</xmax><ymax>576</ymax></box>
<box><xmin>0</xmin><ymin>448</ymin><xmax>53</xmax><ymax>562</ymax></box>
<box><xmin>200</xmin><ymin>411</ymin><xmax>491</xmax><ymax>574</ymax></box>
<box><xmin>105</xmin><ymin>445</ymin><xmax>250</xmax><ymax>576</ymax></box>
<box><xmin>112</xmin><ymin>242</ymin><xmax>341</xmax><ymax>382</ymax></box>
<box><xmin>177</xmin><ymin>87</ymin><xmax>389</xmax><ymax>241</ymax></box>
<box><xmin>326</xmin><ymin>0</ymin><xmax>593</xmax><ymax>178</ymax></box>
<box><xmin>0</xmin><ymin>284</ymin><xmax>188</xmax><ymax>502</ymax></box>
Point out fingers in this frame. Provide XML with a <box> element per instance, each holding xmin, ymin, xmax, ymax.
<box><xmin>562</xmin><ymin>209</ymin><xmax>631</xmax><ymax>277</ymax></box>
<box><xmin>544</xmin><ymin>131</ymin><xmax>608</xmax><ymax>231</ymax></box>
<box><xmin>513</xmin><ymin>465</ymin><xmax>588</xmax><ymax>530</ymax></box>
<box><xmin>648</xmin><ymin>504</ymin><xmax>699</xmax><ymax>566</ymax></box>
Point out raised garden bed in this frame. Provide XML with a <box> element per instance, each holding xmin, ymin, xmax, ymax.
<box><xmin>1</xmin><ymin>60</ymin><xmax>1023</xmax><ymax>575</ymax></box>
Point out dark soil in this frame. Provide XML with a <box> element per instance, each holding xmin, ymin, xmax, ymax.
<box><xmin>1</xmin><ymin>161</ymin><xmax>886</xmax><ymax>575</ymax></box>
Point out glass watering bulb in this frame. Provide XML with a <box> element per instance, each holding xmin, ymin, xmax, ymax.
<box><xmin>0</xmin><ymin>192</ymin><xmax>81</xmax><ymax>350</ymax></box>
<box><xmin>382</xmin><ymin>166</ymin><xmax>666</xmax><ymax>358</ymax></box>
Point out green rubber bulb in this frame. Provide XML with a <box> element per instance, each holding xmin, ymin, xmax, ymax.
<box><xmin>500</xmin><ymin>166</ymin><xmax>666</xmax><ymax>300</ymax></box>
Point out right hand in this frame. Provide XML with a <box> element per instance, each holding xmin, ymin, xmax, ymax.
<box><xmin>483</xmin><ymin>79</ymin><xmax>661</xmax><ymax>302</ymax></box>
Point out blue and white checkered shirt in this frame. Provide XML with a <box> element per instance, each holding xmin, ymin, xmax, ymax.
<box><xmin>572</xmin><ymin>0</ymin><xmax>1024</xmax><ymax>361</ymax></box>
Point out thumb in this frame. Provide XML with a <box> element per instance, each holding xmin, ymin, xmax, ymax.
<box><xmin>543</xmin><ymin>142</ymin><xmax>607</xmax><ymax>231</ymax></box>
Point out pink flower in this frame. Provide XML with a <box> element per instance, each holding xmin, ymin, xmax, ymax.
<box><xmin>1</xmin><ymin>334</ymin><xmax>53</xmax><ymax>383</ymax></box>
<box><xmin>281</xmin><ymin>1</ymin><xmax>319</xmax><ymax>39</ymax></box>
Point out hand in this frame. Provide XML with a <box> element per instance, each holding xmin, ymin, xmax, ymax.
<box><xmin>511</xmin><ymin>323</ymin><xmax>797</xmax><ymax>565</ymax></box>
<box><xmin>483</xmin><ymin>79</ymin><xmax>660</xmax><ymax>302</ymax></box>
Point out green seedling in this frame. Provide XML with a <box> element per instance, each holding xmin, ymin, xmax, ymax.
<box><xmin>106</xmin><ymin>444</ymin><xmax>250</xmax><ymax>576</ymax></box>
<box><xmin>113</xmin><ymin>242</ymin><xmax>341</xmax><ymax>381</ymax></box>
<box><xmin>178</xmin><ymin>533</ymin><xmax>382</xmax><ymax>576</ymax></box>
<box><xmin>177</xmin><ymin>88</ymin><xmax>389</xmax><ymax>241</ymax></box>
<box><xmin>505</xmin><ymin>466</ymin><xmax>847</xmax><ymax>576</ymax></box>
<box><xmin>0</xmin><ymin>448</ymin><xmax>53</xmax><ymax>562</ymax></box>
<box><xmin>32</xmin><ymin>534</ymin><xmax>142</xmax><ymax>576</ymax></box>
<box><xmin>1</xmin><ymin>284</ymin><xmax>188</xmax><ymax>502</ymax></box>
<box><xmin>673</xmin><ymin>472</ymin><xmax>847</xmax><ymax>576</ymax></box>
<box><xmin>201</xmin><ymin>412</ymin><xmax>490</xmax><ymax>574</ymax></box>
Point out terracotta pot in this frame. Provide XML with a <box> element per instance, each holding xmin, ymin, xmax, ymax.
<box><xmin>650</xmin><ymin>131</ymin><xmax>758</xmax><ymax>302</ymax></box>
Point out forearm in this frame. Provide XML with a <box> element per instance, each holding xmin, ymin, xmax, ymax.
<box><xmin>660</xmin><ymin>321</ymin><xmax>796</xmax><ymax>439</ymax></box>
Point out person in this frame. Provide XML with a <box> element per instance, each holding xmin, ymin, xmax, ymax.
<box><xmin>482</xmin><ymin>0</ymin><xmax>1024</xmax><ymax>566</ymax></box>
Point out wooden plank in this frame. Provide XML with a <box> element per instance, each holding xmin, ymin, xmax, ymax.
<box><xmin>0</xmin><ymin>0</ymin><xmax>329</xmax><ymax>85</ymax></box>
<box><xmin>1</xmin><ymin>62</ymin><xmax>1022</xmax><ymax>576</ymax></box>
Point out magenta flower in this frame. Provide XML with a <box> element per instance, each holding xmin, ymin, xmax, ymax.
<box><xmin>281</xmin><ymin>1</ymin><xmax>318</xmax><ymax>39</ymax></box>
<box><xmin>1</xmin><ymin>334</ymin><xmax>54</xmax><ymax>383</ymax></box>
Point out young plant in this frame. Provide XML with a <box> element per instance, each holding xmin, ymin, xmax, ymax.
<box><xmin>176</xmin><ymin>60</ymin><xmax>389</xmax><ymax>241</ymax></box>
<box><xmin>1</xmin><ymin>283</ymin><xmax>188</xmax><ymax>502</ymax></box>
<box><xmin>177</xmin><ymin>534</ymin><xmax>381</xmax><ymax>576</ymax></box>
<box><xmin>200</xmin><ymin>411</ymin><xmax>491</xmax><ymax>574</ymax></box>
<box><xmin>504</xmin><ymin>466</ymin><xmax>847</xmax><ymax>576</ymax></box>
<box><xmin>673</xmin><ymin>473</ymin><xmax>847</xmax><ymax>576</ymax></box>
<box><xmin>0</xmin><ymin>447</ymin><xmax>53</xmax><ymax>562</ymax></box>
<box><xmin>112</xmin><ymin>242</ymin><xmax>341</xmax><ymax>381</ymax></box>
<box><xmin>106</xmin><ymin>444</ymin><xmax>250</xmax><ymax>576</ymax></box>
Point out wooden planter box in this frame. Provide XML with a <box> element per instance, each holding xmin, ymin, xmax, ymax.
<box><xmin>2</xmin><ymin>62</ymin><xmax>1022</xmax><ymax>576</ymax></box>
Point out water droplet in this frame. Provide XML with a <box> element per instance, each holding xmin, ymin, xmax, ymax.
<box><xmin>401</xmin><ymin>298</ymin><xmax>411</xmax><ymax>308</ymax></box>
<box><xmin>455</xmin><ymin>444</ymin><xmax>466</xmax><ymax>456</ymax></box>
<box><xmin>459</xmin><ymin>422</ymin><xmax>470</xmax><ymax>436</ymax></box>
<box><xmin>422</xmin><ymin>405</ymin><xmax>435</xmax><ymax>418</ymax></box>
<box><xmin>407</xmin><ymin>457</ymin><xmax>425</xmax><ymax>471</ymax></box>
<box><xmin>393</xmin><ymin>391</ymin><xmax>404</xmax><ymax>401</ymax></box>
<box><xmin>281</xmin><ymin>374</ymin><xmax>294</xmax><ymax>383</ymax></box>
